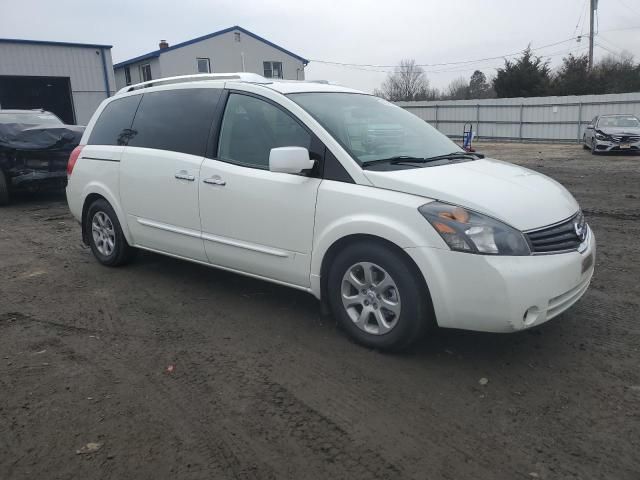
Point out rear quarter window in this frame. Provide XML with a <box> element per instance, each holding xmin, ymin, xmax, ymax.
<box><xmin>88</xmin><ymin>95</ymin><xmax>142</xmax><ymax>146</ymax></box>
<box><xmin>127</xmin><ymin>88</ymin><xmax>222</xmax><ymax>157</ymax></box>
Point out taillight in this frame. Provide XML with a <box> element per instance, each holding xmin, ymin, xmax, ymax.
<box><xmin>67</xmin><ymin>145</ymin><xmax>84</xmax><ymax>176</ymax></box>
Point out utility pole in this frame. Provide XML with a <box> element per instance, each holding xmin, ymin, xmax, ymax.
<box><xmin>589</xmin><ymin>0</ymin><xmax>597</xmax><ymax>69</ymax></box>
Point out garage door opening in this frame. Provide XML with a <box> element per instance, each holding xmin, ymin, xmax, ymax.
<box><xmin>0</xmin><ymin>75</ymin><xmax>75</xmax><ymax>124</ymax></box>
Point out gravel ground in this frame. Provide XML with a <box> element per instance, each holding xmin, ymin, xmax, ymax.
<box><xmin>0</xmin><ymin>143</ymin><xmax>639</xmax><ymax>480</ymax></box>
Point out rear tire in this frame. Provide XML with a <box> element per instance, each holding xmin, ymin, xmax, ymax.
<box><xmin>0</xmin><ymin>170</ymin><xmax>9</xmax><ymax>206</ymax></box>
<box><xmin>86</xmin><ymin>199</ymin><xmax>136</xmax><ymax>266</ymax></box>
<box><xmin>327</xmin><ymin>241</ymin><xmax>430</xmax><ymax>351</ymax></box>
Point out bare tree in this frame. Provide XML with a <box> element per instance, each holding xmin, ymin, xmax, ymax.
<box><xmin>445</xmin><ymin>77</ymin><xmax>470</xmax><ymax>100</ymax></box>
<box><xmin>374</xmin><ymin>59</ymin><xmax>434</xmax><ymax>101</ymax></box>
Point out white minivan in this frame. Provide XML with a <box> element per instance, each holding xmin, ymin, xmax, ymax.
<box><xmin>66</xmin><ymin>73</ymin><xmax>595</xmax><ymax>350</ymax></box>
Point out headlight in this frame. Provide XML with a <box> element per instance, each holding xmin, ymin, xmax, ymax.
<box><xmin>419</xmin><ymin>202</ymin><xmax>531</xmax><ymax>256</ymax></box>
<box><xmin>595</xmin><ymin>132</ymin><xmax>609</xmax><ymax>141</ymax></box>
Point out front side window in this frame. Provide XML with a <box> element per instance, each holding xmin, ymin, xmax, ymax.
<box><xmin>140</xmin><ymin>64</ymin><xmax>152</xmax><ymax>82</ymax></box>
<box><xmin>289</xmin><ymin>92</ymin><xmax>461</xmax><ymax>165</ymax></box>
<box><xmin>127</xmin><ymin>88</ymin><xmax>221</xmax><ymax>156</ymax></box>
<box><xmin>217</xmin><ymin>93</ymin><xmax>310</xmax><ymax>169</ymax></box>
<box><xmin>87</xmin><ymin>95</ymin><xmax>142</xmax><ymax>146</ymax></box>
<box><xmin>124</xmin><ymin>66</ymin><xmax>132</xmax><ymax>86</ymax></box>
<box><xmin>197</xmin><ymin>58</ymin><xmax>211</xmax><ymax>73</ymax></box>
<box><xmin>263</xmin><ymin>61</ymin><xmax>283</xmax><ymax>79</ymax></box>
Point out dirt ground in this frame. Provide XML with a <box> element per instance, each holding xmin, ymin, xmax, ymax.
<box><xmin>1</xmin><ymin>143</ymin><xmax>639</xmax><ymax>480</ymax></box>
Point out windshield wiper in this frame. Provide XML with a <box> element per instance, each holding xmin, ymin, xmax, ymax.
<box><xmin>425</xmin><ymin>152</ymin><xmax>484</xmax><ymax>162</ymax></box>
<box><xmin>361</xmin><ymin>156</ymin><xmax>427</xmax><ymax>167</ymax></box>
<box><xmin>362</xmin><ymin>152</ymin><xmax>484</xmax><ymax>168</ymax></box>
<box><xmin>422</xmin><ymin>151</ymin><xmax>485</xmax><ymax>161</ymax></box>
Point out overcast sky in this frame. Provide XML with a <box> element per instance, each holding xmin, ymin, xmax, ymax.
<box><xmin>2</xmin><ymin>0</ymin><xmax>639</xmax><ymax>92</ymax></box>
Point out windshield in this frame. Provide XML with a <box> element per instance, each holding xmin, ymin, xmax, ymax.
<box><xmin>288</xmin><ymin>93</ymin><xmax>461</xmax><ymax>164</ymax></box>
<box><xmin>0</xmin><ymin>112</ymin><xmax>64</xmax><ymax>126</ymax></box>
<box><xmin>597</xmin><ymin>116</ymin><xmax>640</xmax><ymax>128</ymax></box>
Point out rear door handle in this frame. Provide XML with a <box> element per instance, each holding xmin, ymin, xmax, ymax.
<box><xmin>203</xmin><ymin>176</ymin><xmax>226</xmax><ymax>186</ymax></box>
<box><xmin>175</xmin><ymin>170</ymin><xmax>195</xmax><ymax>181</ymax></box>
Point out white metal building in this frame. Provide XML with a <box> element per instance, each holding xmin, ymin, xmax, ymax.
<box><xmin>113</xmin><ymin>26</ymin><xmax>308</xmax><ymax>90</ymax></box>
<box><xmin>0</xmin><ymin>38</ymin><xmax>115</xmax><ymax>125</ymax></box>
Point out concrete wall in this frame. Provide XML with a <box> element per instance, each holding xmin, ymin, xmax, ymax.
<box><xmin>0</xmin><ymin>42</ymin><xmax>115</xmax><ymax>124</ymax></box>
<box><xmin>397</xmin><ymin>92</ymin><xmax>640</xmax><ymax>142</ymax></box>
<box><xmin>113</xmin><ymin>28</ymin><xmax>306</xmax><ymax>90</ymax></box>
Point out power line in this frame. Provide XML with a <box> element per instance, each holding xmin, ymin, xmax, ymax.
<box><xmin>599</xmin><ymin>25</ymin><xmax>640</xmax><ymax>33</ymax></box>
<box><xmin>573</xmin><ymin>0</ymin><xmax>590</xmax><ymax>37</ymax></box>
<box><xmin>598</xmin><ymin>34</ymin><xmax>627</xmax><ymax>52</ymax></box>
<box><xmin>596</xmin><ymin>42</ymin><xmax>624</xmax><ymax>58</ymax></box>
<box><xmin>613</xmin><ymin>0</ymin><xmax>640</xmax><ymax>17</ymax></box>
<box><xmin>308</xmin><ymin>36</ymin><xmax>581</xmax><ymax>70</ymax></box>
<box><xmin>313</xmin><ymin>44</ymin><xmax>589</xmax><ymax>76</ymax></box>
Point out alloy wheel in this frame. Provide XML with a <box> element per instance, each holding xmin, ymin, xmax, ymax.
<box><xmin>91</xmin><ymin>211</ymin><xmax>116</xmax><ymax>257</ymax></box>
<box><xmin>341</xmin><ymin>262</ymin><xmax>401</xmax><ymax>335</ymax></box>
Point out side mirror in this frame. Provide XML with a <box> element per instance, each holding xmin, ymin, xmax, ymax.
<box><xmin>269</xmin><ymin>147</ymin><xmax>315</xmax><ymax>174</ymax></box>
<box><xmin>586</xmin><ymin>124</ymin><xmax>594</xmax><ymax>129</ymax></box>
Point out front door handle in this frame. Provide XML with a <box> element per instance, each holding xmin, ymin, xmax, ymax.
<box><xmin>203</xmin><ymin>176</ymin><xmax>226</xmax><ymax>186</ymax></box>
<box><xmin>175</xmin><ymin>170</ymin><xmax>195</xmax><ymax>181</ymax></box>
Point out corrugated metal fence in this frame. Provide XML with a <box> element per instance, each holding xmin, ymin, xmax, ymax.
<box><xmin>397</xmin><ymin>92</ymin><xmax>640</xmax><ymax>143</ymax></box>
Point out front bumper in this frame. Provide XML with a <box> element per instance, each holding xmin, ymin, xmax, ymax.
<box><xmin>405</xmin><ymin>226</ymin><xmax>596</xmax><ymax>333</ymax></box>
<box><xmin>593</xmin><ymin>139</ymin><xmax>640</xmax><ymax>152</ymax></box>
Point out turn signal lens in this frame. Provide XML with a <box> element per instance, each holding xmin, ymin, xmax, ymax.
<box><xmin>433</xmin><ymin>222</ymin><xmax>456</xmax><ymax>234</ymax></box>
<box><xmin>438</xmin><ymin>206</ymin><xmax>469</xmax><ymax>223</ymax></box>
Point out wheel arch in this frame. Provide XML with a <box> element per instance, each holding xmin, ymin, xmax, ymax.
<box><xmin>318</xmin><ymin>233</ymin><xmax>435</xmax><ymax>324</ymax></box>
<box><xmin>81</xmin><ymin>188</ymin><xmax>132</xmax><ymax>245</ymax></box>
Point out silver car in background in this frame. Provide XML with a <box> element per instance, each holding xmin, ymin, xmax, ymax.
<box><xmin>583</xmin><ymin>114</ymin><xmax>640</xmax><ymax>154</ymax></box>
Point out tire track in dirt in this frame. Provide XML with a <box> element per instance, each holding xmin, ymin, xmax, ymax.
<box><xmin>174</xmin><ymin>348</ymin><xmax>407</xmax><ymax>480</ymax></box>
<box><xmin>583</xmin><ymin>209</ymin><xmax>640</xmax><ymax>221</ymax></box>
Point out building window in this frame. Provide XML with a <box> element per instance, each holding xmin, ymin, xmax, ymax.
<box><xmin>124</xmin><ymin>66</ymin><xmax>132</xmax><ymax>86</ymax></box>
<box><xmin>263</xmin><ymin>61</ymin><xmax>283</xmax><ymax>79</ymax></box>
<box><xmin>140</xmin><ymin>64</ymin><xmax>152</xmax><ymax>82</ymax></box>
<box><xmin>234</xmin><ymin>32</ymin><xmax>241</xmax><ymax>42</ymax></box>
<box><xmin>197</xmin><ymin>58</ymin><xmax>211</xmax><ymax>73</ymax></box>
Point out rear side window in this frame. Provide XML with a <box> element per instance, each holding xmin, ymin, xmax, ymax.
<box><xmin>88</xmin><ymin>95</ymin><xmax>141</xmax><ymax>146</ymax></box>
<box><xmin>127</xmin><ymin>88</ymin><xmax>221</xmax><ymax>157</ymax></box>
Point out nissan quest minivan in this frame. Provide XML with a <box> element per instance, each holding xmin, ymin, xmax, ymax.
<box><xmin>66</xmin><ymin>73</ymin><xmax>595</xmax><ymax>350</ymax></box>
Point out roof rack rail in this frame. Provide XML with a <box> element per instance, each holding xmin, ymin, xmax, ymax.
<box><xmin>116</xmin><ymin>72</ymin><xmax>271</xmax><ymax>95</ymax></box>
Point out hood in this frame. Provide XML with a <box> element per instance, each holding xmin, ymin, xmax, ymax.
<box><xmin>363</xmin><ymin>158</ymin><xmax>579</xmax><ymax>231</ymax></box>
<box><xmin>597</xmin><ymin>126</ymin><xmax>640</xmax><ymax>136</ymax></box>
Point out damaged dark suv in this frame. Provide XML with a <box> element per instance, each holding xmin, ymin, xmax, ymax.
<box><xmin>0</xmin><ymin>109</ymin><xmax>84</xmax><ymax>205</ymax></box>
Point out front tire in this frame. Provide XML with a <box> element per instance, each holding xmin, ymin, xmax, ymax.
<box><xmin>327</xmin><ymin>242</ymin><xmax>431</xmax><ymax>351</ymax></box>
<box><xmin>0</xmin><ymin>170</ymin><xmax>9</xmax><ymax>206</ymax></box>
<box><xmin>86</xmin><ymin>199</ymin><xmax>136</xmax><ymax>266</ymax></box>
<box><xmin>582</xmin><ymin>135</ymin><xmax>589</xmax><ymax>150</ymax></box>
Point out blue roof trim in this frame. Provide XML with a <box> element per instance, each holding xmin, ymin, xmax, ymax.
<box><xmin>0</xmin><ymin>38</ymin><xmax>112</xmax><ymax>49</ymax></box>
<box><xmin>113</xmin><ymin>25</ymin><xmax>309</xmax><ymax>69</ymax></box>
<box><xmin>113</xmin><ymin>51</ymin><xmax>160</xmax><ymax>68</ymax></box>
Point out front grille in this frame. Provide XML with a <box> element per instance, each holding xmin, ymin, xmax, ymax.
<box><xmin>609</xmin><ymin>134</ymin><xmax>640</xmax><ymax>143</ymax></box>
<box><xmin>525</xmin><ymin>212</ymin><xmax>586</xmax><ymax>254</ymax></box>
